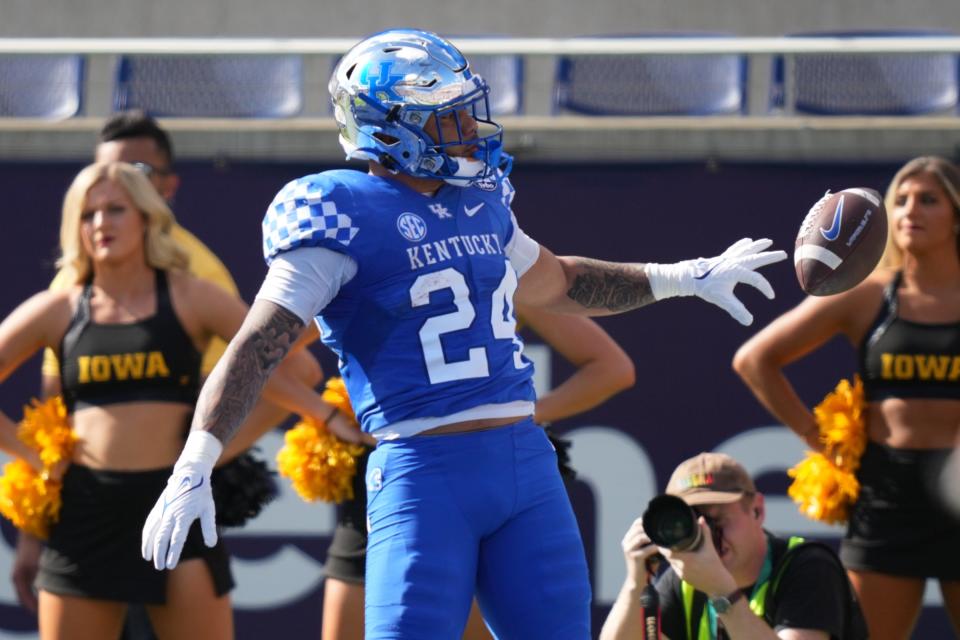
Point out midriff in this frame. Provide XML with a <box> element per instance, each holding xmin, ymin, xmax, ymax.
<box><xmin>71</xmin><ymin>402</ymin><xmax>191</xmax><ymax>469</ymax></box>
<box><xmin>418</xmin><ymin>415</ymin><xmax>527</xmax><ymax>436</ymax></box>
<box><xmin>868</xmin><ymin>398</ymin><xmax>960</xmax><ymax>449</ymax></box>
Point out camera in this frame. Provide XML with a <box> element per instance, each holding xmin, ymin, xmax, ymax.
<box><xmin>642</xmin><ymin>494</ymin><xmax>723</xmax><ymax>552</ymax></box>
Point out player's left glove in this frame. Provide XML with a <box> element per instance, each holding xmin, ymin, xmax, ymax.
<box><xmin>645</xmin><ymin>238</ymin><xmax>787</xmax><ymax>326</ymax></box>
<box><xmin>141</xmin><ymin>431</ymin><xmax>222</xmax><ymax>571</ymax></box>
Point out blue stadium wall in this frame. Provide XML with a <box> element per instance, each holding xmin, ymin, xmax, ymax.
<box><xmin>0</xmin><ymin>160</ymin><xmax>953</xmax><ymax>638</ymax></box>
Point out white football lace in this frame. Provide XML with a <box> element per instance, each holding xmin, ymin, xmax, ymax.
<box><xmin>797</xmin><ymin>190</ymin><xmax>833</xmax><ymax>239</ymax></box>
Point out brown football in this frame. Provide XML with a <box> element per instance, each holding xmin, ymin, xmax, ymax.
<box><xmin>794</xmin><ymin>188</ymin><xmax>888</xmax><ymax>296</ymax></box>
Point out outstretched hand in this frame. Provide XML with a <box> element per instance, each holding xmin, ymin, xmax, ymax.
<box><xmin>647</xmin><ymin>238</ymin><xmax>787</xmax><ymax>326</ymax></box>
<box><xmin>692</xmin><ymin>238</ymin><xmax>788</xmax><ymax>326</ymax></box>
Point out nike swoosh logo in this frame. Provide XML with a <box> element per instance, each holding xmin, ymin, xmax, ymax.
<box><xmin>464</xmin><ymin>203</ymin><xmax>484</xmax><ymax>217</ymax></box>
<box><xmin>819</xmin><ymin>195</ymin><xmax>844</xmax><ymax>242</ymax></box>
<box><xmin>163</xmin><ymin>475</ymin><xmax>204</xmax><ymax>511</ymax></box>
<box><xmin>694</xmin><ymin>261</ymin><xmax>720</xmax><ymax>280</ymax></box>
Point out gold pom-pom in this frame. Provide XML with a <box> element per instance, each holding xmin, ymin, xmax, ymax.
<box><xmin>277</xmin><ymin>418</ymin><xmax>365</xmax><ymax>503</ymax></box>
<box><xmin>19</xmin><ymin>396</ymin><xmax>76</xmax><ymax>469</ymax></box>
<box><xmin>787</xmin><ymin>453</ymin><xmax>859</xmax><ymax>524</ymax></box>
<box><xmin>276</xmin><ymin>378</ymin><xmax>365</xmax><ymax>504</ymax></box>
<box><xmin>0</xmin><ymin>459</ymin><xmax>62</xmax><ymax>538</ymax></box>
<box><xmin>0</xmin><ymin>397</ymin><xmax>75</xmax><ymax>539</ymax></box>
<box><xmin>788</xmin><ymin>376</ymin><xmax>866</xmax><ymax>524</ymax></box>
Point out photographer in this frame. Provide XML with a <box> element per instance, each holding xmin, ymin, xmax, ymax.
<box><xmin>600</xmin><ymin>452</ymin><xmax>866</xmax><ymax>640</ymax></box>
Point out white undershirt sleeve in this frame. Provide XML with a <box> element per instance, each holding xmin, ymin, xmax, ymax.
<box><xmin>504</xmin><ymin>212</ymin><xmax>541</xmax><ymax>277</ymax></box>
<box><xmin>255</xmin><ymin>246</ymin><xmax>358</xmax><ymax>324</ymax></box>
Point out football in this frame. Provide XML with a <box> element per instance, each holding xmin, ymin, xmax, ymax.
<box><xmin>794</xmin><ymin>188</ymin><xmax>888</xmax><ymax>296</ymax></box>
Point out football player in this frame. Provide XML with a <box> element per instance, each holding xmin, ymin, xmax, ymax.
<box><xmin>142</xmin><ymin>29</ymin><xmax>787</xmax><ymax>639</ymax></box>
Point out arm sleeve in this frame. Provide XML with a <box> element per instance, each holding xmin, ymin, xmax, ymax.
<box><xmin>504</xmin><ymin>212</ymin><xmax>540</xmax><ymax>277</ymax></box>
<box><xmin>255</xmin><ymin>246</ymin><xmax>358</xmax><ymax>325</ymax></box>
<box><xmin>770</xmin><ymin>547</ymin><xmax>847</xmax><ymax>638</ymax></box>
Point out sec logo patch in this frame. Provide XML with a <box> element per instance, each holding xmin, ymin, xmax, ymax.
<box><xmin>397</xmin><ymin>212</ymin><xmax>427</xmax><ymax>242</ymax></box>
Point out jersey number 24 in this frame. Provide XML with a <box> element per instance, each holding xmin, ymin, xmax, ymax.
<box><xmin>410</xmin><ymin>262</ymin><xmax>527</xmax><ymax>384</ymax></box>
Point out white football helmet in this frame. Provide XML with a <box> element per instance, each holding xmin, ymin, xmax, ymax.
<box><xmin>329</xmin><ymin>29</ymin><xmax>512</xmax><ymax>187</ymax></box>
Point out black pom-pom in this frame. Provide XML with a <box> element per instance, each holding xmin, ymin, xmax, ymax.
<box><xmin>544</xmin><ymin>427</ymin><xmax>577</xmax><ymax>481</ymax></box>
<box><xmin>211</xmin><ymin>449</ymin><xmax>279</xmax><ymax>528</ymax></box>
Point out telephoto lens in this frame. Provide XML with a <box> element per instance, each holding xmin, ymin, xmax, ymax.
<box><xmin>642</xmin><ymin>495</ymin><xmax>704</xmax><ymax>552</ymax></box>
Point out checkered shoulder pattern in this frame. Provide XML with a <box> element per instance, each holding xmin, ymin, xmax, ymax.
<box><xmin>500</xmin><ymin>172</ymin><xmax>516</xmax><ymax>210</ymax></box>
<box><xmin>262</xmin><ymin>175</ymin><xmax>360</xmax><ymax>264</ymax></box>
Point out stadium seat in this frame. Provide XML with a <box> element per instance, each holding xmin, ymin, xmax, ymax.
<box><xmin>771</xmin><ymin>31</ymin><xmax>960</xmax><ymax>115</ymax></box>
<box><xmin>113</xmin><ymin>55</ymin><xmax>303</xmax><ymax>117</ymax></box>
<box><xmin>0</xmin><ymin>55</ymin><xmax>84</xmax><ymax>118</ymax></box>
<box><xmin>468</xmin><ymin>54</ymin><xmax>524</xmax><ymax>115</ymax></box>
<box><xmin>553</xmin><ymin>34</ymin><xmax>747</xmax><ymax>115</ymax></box>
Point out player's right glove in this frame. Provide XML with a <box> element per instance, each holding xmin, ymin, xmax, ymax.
<box><xmin>645</xmin><ymin>238</ymin><xmax>787</xmax><ymax>326</ymax></box>
<box><xmin>141</xmin><ymin>431</ymin><xmax>222</xmax><ymax>571</ymax></box>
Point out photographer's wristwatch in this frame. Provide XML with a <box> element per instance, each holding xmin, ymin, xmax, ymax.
<box><xmin>708</xmin><ymin>588</ymin><xmax>745</xmax><ymax>614</ymax></box>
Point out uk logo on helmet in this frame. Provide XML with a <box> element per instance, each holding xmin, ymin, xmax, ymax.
<box><xmin>359</xmin><ymin>61</ymin><xmax>404</xmax><ymax>101</ymax></box>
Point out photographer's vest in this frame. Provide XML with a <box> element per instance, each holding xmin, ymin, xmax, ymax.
<box><xmin>680</xmin><ymin>536</ymin><xmax>804</xmax><ymax>640</ymax></box>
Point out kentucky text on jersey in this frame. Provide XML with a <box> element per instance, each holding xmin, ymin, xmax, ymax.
<box><xmin>76</xmin><ymin>352</ymin><xmax>171</xmax><ymax>383</ymax></box>
<box><xmin>880</xmin><ymin>353</ymin><xmax>960</xmax><ymax>381</ymax></box>
<box><xmin>407</xmin><ymin>233</ymin><xmax>504</xmax><ymax>270</ymax></box>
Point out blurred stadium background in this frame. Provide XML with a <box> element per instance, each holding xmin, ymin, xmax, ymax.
<box><xmin>0</xmin><ymin>0</ymin><xmax>959</xmax><ymax>637</ymax></box>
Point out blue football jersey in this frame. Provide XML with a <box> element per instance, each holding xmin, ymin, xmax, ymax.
<box><xmin>262</xmin><ymin>170</ymin><xmax>536</xmax><ymax>436</ymax></box>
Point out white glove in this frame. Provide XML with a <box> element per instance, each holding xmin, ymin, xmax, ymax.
<box><xmin>646</xmin><ymin>238</ymin><xmax>787</xmax><ymax>326</ymax></box>
<box><xmin>141</xmin><ymin>431</ymin><xmax>223</xmax><ymax>571</ymax></box>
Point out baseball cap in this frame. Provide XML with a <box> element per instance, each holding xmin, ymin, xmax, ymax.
<box><xmin>665</xmin><ymin>452</ymin><xmax>756</xmax><ymax>506</ymax></box>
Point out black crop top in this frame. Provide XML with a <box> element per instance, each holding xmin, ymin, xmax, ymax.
<box><xmin>859</xmin><ymin>271</ymin><xmax>960</xmax><ymax>401</ymax></box>
<box><xmin>60</xmin><ymin>270</ymin><xmax>202</xmax><ymax>411</ymax></box>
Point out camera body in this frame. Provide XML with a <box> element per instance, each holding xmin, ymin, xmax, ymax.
<box><xmin>642</xmin><ymin>494</ymin><xmax>723</xmax><ymax>553</ymax></box>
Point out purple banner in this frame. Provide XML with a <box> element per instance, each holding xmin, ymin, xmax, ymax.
<box><xmin>0</xmin><ymin>160</ymin><xmax>951</xmax><ymax>638</ymax></box>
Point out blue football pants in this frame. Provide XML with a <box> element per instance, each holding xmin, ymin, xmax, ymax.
<box><xmin>364</xmin><ymin>419</ymin><xmax>591</xmax><ymax>639</ymax></box>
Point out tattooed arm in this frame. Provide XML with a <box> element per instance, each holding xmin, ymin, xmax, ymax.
<box><xmin>512</xmin><ymin>245</ymin><xmax>651</xmax><ymax>315</ymax></box>
<box><xmin>194</xmin><ymin>299</ymin><xmax>306</xmax><ymax>444</ymax></box>
<box><xmin>516</xmin><ymin>240</ymin><xmax>787</xmax><ymax>326</ymax></box>
<box><xmin>142</xmin><ymin>299</ymin><xmax>320</xmax><ymax>571</ymax></box>
<box><xmin>561</xmin><ymin>257</ymin><xmax>657</xmax><ymax>314</ymax></box>
<box><xmin>172</xmin><ymin>273</ymin><xmax>331</xmax><ymax>447</ymax></box>
<box><xmin>143</xmin><ymin>253</ymin><xmax>356</xmax><ymax>570</ymax></box>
